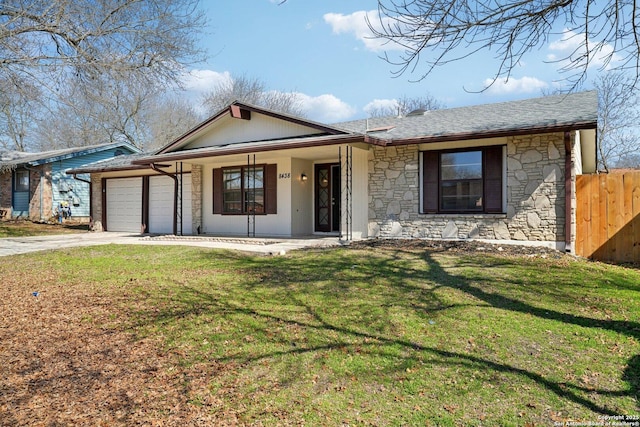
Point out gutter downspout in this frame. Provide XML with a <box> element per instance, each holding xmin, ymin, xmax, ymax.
<box><xmin>73</xmin><ymin>174</ymin><xmax>93</xmax><ymax>224</ymax></box>
<box><xmin>150</xmin><ymin>163</ymin><xmax>178</xmax><ymax>236</ymax></box>
<box><xmin>564</xmin><ymin>132</ymin><xmax>574</xmax><ymax>254</ymax></box>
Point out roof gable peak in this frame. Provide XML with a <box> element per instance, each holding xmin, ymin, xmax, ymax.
<box><xmin>156</xmin><ymin>101</ymin><xmax>352</xmax><ymax>155</ymax></box>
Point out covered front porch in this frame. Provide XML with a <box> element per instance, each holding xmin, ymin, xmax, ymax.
<box><xmin>185</xmin><ymin>142</ymin><xmax>370</xmax><ymax>239</ymax></box>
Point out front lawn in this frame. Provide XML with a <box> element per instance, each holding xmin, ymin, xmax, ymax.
<box><xmin>0</xmin><ymin>243</ymin><xmax>638</xmax><ymax>426</ymax></box>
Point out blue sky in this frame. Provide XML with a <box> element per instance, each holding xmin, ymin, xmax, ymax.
<box><xmin>179</xmin><ymin>0</ymin><xmax>612</xmax><ymax>123</ymax></box>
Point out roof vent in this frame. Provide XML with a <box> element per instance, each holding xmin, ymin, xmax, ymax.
<box><xmin>406</xmin><ymin>108</ymin><xmax>428</xmax><ymax>117</ymax></box>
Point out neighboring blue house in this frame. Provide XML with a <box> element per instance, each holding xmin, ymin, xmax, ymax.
<box><xmin>0</xmin><ymin>143</ymin><xmax>140</xmax><ymax>221</ymax></box>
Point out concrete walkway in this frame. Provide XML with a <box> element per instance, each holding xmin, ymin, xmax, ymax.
<box><xmin>0</xmin><ymin>232</ymin><xmax>344</xmax><ymax>257</ymax></box>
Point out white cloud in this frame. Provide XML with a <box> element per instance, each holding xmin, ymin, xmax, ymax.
<box><xmin>482</xmin><ymin>76</ymin><xmax>548</xmax><ymax>95</ymax></box>
<box><xmin>296</xmin><ymin>93</ymin><xmax>357</xmax><ymax>122</ymax></box>
<box><xmin>176</xmin><ymin>69</ymin><xmax>356</xmax><ymax>122</ymax></box>
<box><xmin>363</xmin><ymin>98</ymin><xmax>398</xmax><ymax>115</ymax></box>
<box><xmin>180</xmin><ymin>69</ymin><xmax>231</xmax><ymax>93</ymax></box>
<box><xmin>547</xmin><ymin>29</ymin><xmax>622</xmax><ymax>71</ymax></box>
<box><xmin>323</xmin><ymin>10</ymin><xmax>404</xmax><ymax>52</ymax></box>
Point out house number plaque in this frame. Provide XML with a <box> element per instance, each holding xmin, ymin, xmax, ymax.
<box><xmin>278</xmin><ymin>173</ymin><xmax>291</xmax><ymax>179</ymax></box>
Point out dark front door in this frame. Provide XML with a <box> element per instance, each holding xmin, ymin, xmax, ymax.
<box><xmin>315</xmin><ymin>163</ymin><xmax>341</xmax><ymax>233</ymax></box>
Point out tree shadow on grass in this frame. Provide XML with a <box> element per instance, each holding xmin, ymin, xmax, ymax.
<box><xmin>133</xmin><ymin>246</ymin><xmax>640</xmax><ymax>416</ymax></box>
<box><xmin>418</xmin><ymin>250</ymin><xmax>640</xmax><ymax>412</ymax></box>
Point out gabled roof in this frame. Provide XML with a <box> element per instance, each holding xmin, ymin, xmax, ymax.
<box><xmin>156</xmin><ymin>100</ymin><xmax>351</xmax><ymax>155</ymax></box>
<box><xmin>334</xmin><ymin>90</ymin><xmax>598</xmax><ymax>144</ymax></box>
<box><xmin>0</xmin><ymin>142</ymin><xmax>140</xmax><ymax>168</ymax></box>
<box><xmin>68</xmin><ymin>91</ymin><xmax>598</xmax><ymax>172</ymax></box>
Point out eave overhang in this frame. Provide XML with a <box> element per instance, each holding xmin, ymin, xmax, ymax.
<box><xmin>379</xmin><ymin>121</ymin><xmax>598</xmax><ymax>146</ymax></box>
<box><xmin>134</xmin><ymin>134</ymin><xmax>367</xmax><ymax>166</ymax></box>
<box><xmin>65</xmin><ymin>164</ymin><xmax>150</xmax><ymax>175</ymax></box>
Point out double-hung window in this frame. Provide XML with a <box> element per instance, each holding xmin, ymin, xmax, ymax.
<box><xmin>213</xmin><ymin>164</ymin><xmax>277</xmax><ymax>215</ymax></box>
<box><xmin>222</xmin><ymin>166</ymin><xmax>265</xmax><ymax>214</ymax></box>
<box><xmin>440</xmin><ymin>151</ymin><xmax>483</xmax><ymax>212</ymax></box>
<box><xmin>422</xmin><ymin>146</ymin><xmax>504</xmax><ymax>214</ymax></box>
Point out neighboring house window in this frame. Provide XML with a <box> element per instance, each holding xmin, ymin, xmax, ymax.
<box><xmin>15</xmin><ymin>170</ymin><xmax>29</xmax><ymax>192</ymax></box>
<box><xmin>422</xmin><ymin>146</ymin><xmax>504</xmax><ymax>214</ymax></box>
<box><xmin>213</xmin><ymin>164</ymin><xmax>277</xmax><ymax>214</ymax></box>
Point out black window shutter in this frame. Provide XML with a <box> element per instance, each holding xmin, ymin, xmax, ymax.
<box><xmin>422</xmin><ymin>151</ymin><xmax>439</xmax><ymax>213</ymax></box>
<box><xmin>484</xmin><ymin>146</ymin><xmax>503</xmax><ymax>213</ymax></box>
<box><xmin>265</xmin><ymin>164</ymin><xmax>277</xmax><ymax>214</ymax></box>
<box><xmin>213</xmin><ymin>168</ymin><xmax>222</xmax><ymax>214</ymax></box>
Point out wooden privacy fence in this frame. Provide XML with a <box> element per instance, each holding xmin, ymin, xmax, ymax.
<box><xmin>575</xmin><ymin>172</ymin><xmax>640</xmax><ymax>263</ymax></box>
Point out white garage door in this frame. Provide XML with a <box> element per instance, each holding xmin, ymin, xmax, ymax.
<box><xmin>106</xmin><ymin>178</ymin><xmax>142</xmax><ymax>232</ymax></box>
<box><xmin>149</xmin><ymin>175</ymin><xmax>192</xmax><ymax>235</ymax></box>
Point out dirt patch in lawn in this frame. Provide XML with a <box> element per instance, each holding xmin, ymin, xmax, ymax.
<box><xmin>0</xmin><ymin>280</ymin><xmax>237</xmax><ymax>426</ymax></box>
<box><xmin>0</xmin><ymin>219</ymin><xmax>88</xmax><ymax>237</ymax></box>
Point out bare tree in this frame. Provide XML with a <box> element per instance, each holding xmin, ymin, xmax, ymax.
<box><xmin>0</xmin><ymin>75</ymin><xmax>43</xmax><ymax>151</ymax></box>
<box><xmin>201</xmin><ymin>74</ymin><xmax>305</xmax><ymax>117</ymax></box>
<box><xmin>144</xmin><ymin>96</ymin><xmax>203</xmax><ymax>150</ymax></box>
<box><xmin>369</xmin><ymin>0</ymin><xmax>640</xmax><ymax>88</ymax></box>
<box><xmin>1</xmin><ymin>0</ymin><xmax>207</xmax><ymax>151</ymax></box>
<box><xmin>366</xmin><ymin>94</ymin><xmax>445</xmax><ymax>118</ymax></box>
<box><xmin>0</xmin><ymin>0</ymin><xmax>206</xmax><ymax>87</ymax></box>
<box><xmin>594</xmin><ymin>71</ymin><xmax>640</xmax><ymax>171</ymax></box>
<box><xmin>35</xmin><ymin>87</ymin><xmax>109</xmax><ymax>150</ymax></box>
<box><xmin>37</xmin><ymin>75</ymin><xmax>199</xmax><ymax>151</ymax></box>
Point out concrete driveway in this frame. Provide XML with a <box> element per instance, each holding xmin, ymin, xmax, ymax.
<box><xmin>0</xmin><ymin>232</ymin><xmax>342</xmax><ymax>257</ymax></box>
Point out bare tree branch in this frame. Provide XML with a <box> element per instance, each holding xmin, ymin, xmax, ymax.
<box><xmin>366</xmin><ymin>94</ymin><xmax>445</xmax><ymax>118</ymax></box>
<box><xmin>371</xmin><ymin>0</ymin><xmax>640</xmax><ymax>88</ymax></box>
<box><xmin>201</xmin><ymin>74</ymin><xmax>305</xmax><ymax>117</ymax></box>
<box><xmin>0</xmin><ymin>74</ymin><xmax>43</xmax><ymax>151</ymax></box>
<box><xmin>0</xmin><ymin>0</ymin><xmax>207</xmax><ymax>86</ymax></box>
<box><xmin>0</xmin><ymin>0</ymin><xmax>207</xmax><ymax>150</ymax></box>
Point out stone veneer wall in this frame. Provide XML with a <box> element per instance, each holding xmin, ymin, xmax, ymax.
<box><xmin>368</xmin><ymin>133</ymin><xmax>570</xmax><ymax>246</ymax></box>
<box><xmin>191</xmin><ymin>164</ymin><xmax>202</xmax><ymax>234</ymax></box>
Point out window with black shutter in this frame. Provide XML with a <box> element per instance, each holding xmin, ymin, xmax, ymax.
<box><xmin>421</xmin><ymin>146</ymin><xmax>504</xmax><ymax>214</ymax></box>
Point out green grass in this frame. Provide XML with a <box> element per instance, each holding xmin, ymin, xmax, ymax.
<box><xmin>4</xmin><ymin>244</ymin><xmax>640</xmax><ymax>425</ymax></box>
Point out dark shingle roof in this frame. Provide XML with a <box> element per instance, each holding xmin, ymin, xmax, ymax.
<box><xmin>333</xmin><ymin>91</ymin><xmax>598</xmax><ymax>142</ymax></box>
<box><xmin>68</xmin><ymin>91</ymin><xmax>598</xmax><ymax>173</ymax></box>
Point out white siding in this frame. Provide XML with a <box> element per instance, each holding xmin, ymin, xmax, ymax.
<box><xmin>184</xmin><ymin>114</ymin><xmax>324</xmax><ymax>150</ymax></box>
<box><xmin>291</xmin><ymin>158</ymin><xmax>313</xmax><ymax>235</ymax></box>
<box><xmin>202</xmin><ymin>157</ymin><xmax>292</xmax><ymax>237</ymax></box>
